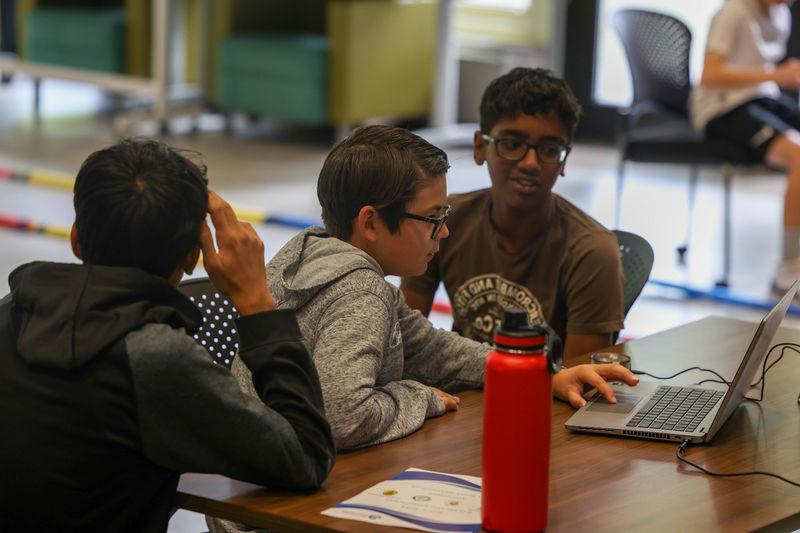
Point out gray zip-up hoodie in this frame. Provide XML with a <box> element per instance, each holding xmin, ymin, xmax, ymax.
<box><xmin>232</xmin><ymin>227</ymin><xmax>488</xmax><ymax>451</ymax></box>
<box><xmin>209</xmin><ymin>228</ymin><xmax>488</xmax><ymax>533</ymax></box>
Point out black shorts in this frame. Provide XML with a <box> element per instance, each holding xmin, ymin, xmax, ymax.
<box><xmin>705</xmin><ymin>96</ymin><xmax>800</xmax><ymax>161</ymax></box>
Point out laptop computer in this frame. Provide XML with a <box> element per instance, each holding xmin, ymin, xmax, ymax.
<box><xmin>565</xmin><ymin>281</ymin><xmax>798</xmax><ymax>444</ymax></box>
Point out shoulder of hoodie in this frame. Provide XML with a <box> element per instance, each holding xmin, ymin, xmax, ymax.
<box><xmin>123</xmin><ymin>322</ymin><xmax>210</xmax><ymax>373</ymax></box>
<box><xmin>270</xmin><ymin>228</ymin><xmax>399</xmax><ymax>314</ymax></box>
<box><xmin>312</xmin><ymin>266</ymin><xmax>398</xmax><ymax>317</ymax></box>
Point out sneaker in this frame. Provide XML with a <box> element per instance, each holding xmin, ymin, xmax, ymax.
<box><xmin>772</xmin><ymin>258</ymin><xmax>800</xmax><ymax>296</ymax></box>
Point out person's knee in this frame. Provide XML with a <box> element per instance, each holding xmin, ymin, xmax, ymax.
<box><xmin>781</xmin><ymin>129</ymin><xmax>800</xmax><ymax>149</ymax></box>
<box><xmin>767</xmin><ymin>131</ymin><xmax>800</xmax><ymax>169</ymax></box>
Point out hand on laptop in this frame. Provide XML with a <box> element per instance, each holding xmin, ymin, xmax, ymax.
<box><xmin>554</xmin><ymin>364</ymin><xmax>639</xmax><ymax>408</ymax></box>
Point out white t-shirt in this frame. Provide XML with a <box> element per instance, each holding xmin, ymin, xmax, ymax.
<box><xmin>690</xmin><ymin>0</ymin><xmax>791</xmax><ymax>130</ymax></box>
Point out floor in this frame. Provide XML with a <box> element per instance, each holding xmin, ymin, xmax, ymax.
<box><xmin>1</xmin><ymin>77</ymin><xmax>799</xmax><ymax>532</ymax></box>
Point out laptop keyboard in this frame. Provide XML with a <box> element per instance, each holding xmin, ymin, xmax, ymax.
<box><xmin>626</xmin><ymin>386</ymin><xmax>725</xmax><ymax>433</ymax></box>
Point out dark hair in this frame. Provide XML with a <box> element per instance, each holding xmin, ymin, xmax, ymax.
<box><xmin>317</xmin><ymin>125</ymin><xmax>450</xmax><ymax>240</ymax></box>
<box><xmin>73</xmin><ymin>138</ymin><xmax>209</xmax><ymax>278</ymax></box>
<box><xmin>479</xmin><ymin>67</ymin><xmax>582</xmax><ymax>137</ymax></box>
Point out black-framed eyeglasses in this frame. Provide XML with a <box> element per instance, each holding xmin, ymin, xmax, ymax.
<box><xmin>482</xmin><ymin>134</ymin><xmax>571</xmax><ymax>164</ymax></box>
<box><xmin>400</xmin><ymin>205</ymin><xmax>451</xmax><ymax>239</ymax></box>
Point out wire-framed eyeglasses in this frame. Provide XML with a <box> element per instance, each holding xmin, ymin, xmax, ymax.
<box><xmin>400</xmin><ymin>205</ymin><xmax>451</xmax><ymax>239</ymax></box>
<box><xmin>482</xmin><ymin>134</ymin><xmax>571</xmax><ymax>164</ymax></box>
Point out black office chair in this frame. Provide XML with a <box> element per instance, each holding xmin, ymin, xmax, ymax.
<box><xmin>613</xmin><ymin>9</ymin><xmax>762</xmax><ymax>288</ymax></box>
<box><xmin>613</xmin><ymin>229</ymin><xmax>655</xmax><ymax>317</ymax></box>
<box><xmin>177</xmin><ymin>277</ymin><xmax>240</xmax><ymax>369</ymax></box>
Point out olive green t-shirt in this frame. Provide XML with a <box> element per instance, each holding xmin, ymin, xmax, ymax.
<box><xmin>401</xmin><ymin>189</ymin><xmax>624</xmax><ymax>344</ymax></box>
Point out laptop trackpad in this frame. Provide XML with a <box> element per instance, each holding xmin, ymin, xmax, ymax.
<box><xmin>585</xmin><ymin>393</ymin><xmax>642</xmax><ymax>414</ymax></box>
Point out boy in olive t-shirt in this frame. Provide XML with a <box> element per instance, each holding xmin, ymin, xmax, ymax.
<box><xmin>401</xmin><ymin>67</ymin><xmax>624</xmax><ymax>359</ymax></box>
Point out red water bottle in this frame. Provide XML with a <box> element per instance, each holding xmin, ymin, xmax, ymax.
<box><xmin>482</xmin><ymin>308</ymin><xmax>562</xmax><ymax>532</ymax></box>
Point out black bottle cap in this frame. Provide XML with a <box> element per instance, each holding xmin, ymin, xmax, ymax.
<box><xmin>501</xmin><ymin>308</ymin><xmax>529</xmax><ymax>331</ymax></box>
<box><xmin>493</xmin><ymin>307</ymin><xmax>563</xmax><ymax>373</ymax></box>
<box><xmin>495</xmin><ymin>307</ymin><xmax>546</xmax><ymax>338</ymax></box>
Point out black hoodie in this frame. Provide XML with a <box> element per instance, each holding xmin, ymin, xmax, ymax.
<box><xmin>0</xmin><ymin>262</ymin><xmax>334</xmax><ymax>532</ymax></box>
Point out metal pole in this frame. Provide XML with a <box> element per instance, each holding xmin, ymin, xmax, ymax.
<box><xmin>431</xmin><ymin>0</ymin><xmax>458</xmax><ymax>128</ymax></box>
<box><xmin>152</xmin><ymin>0</ymin><xmax>170</xmax><ymax>131</ymax></box>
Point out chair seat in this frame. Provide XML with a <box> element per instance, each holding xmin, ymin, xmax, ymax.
<box><xmin>177</xmin><ymin>278</ymin><xmax>240</xmax><ymax>369</ymax></box>
<box><xmin>624</xmin><ymin>117</ymin><xmax>758</xmax><ymax>166</ymax></box>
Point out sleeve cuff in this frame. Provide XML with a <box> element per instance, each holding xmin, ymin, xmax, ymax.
<box><xmin>235</xmin><ymin>309</ymin><xmax>302</xmax><ymax>349</ymax></box>
<box><xmin>426</xmin><ymin>389</ymin><xmax>446</xmax><ymax>418</ymax></box>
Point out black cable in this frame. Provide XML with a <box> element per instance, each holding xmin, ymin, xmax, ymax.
<box><xmin>695</xmin><ymin>378</ymin><xmax>729</xmax><ymax>386</ymax></box>
<box><xmin>673</xmin><ymin>344</ymin><xmax>800</xmax><ymax>487</ymax></box>
<box><xmin>632</xmin><ymin>366</ymin><xmax>728</xmax><ymax>384</ymax></box>
<box><xmin>634</xmin><ymin>342</ymin><xmax>800</xmax><ymax>402</ymax></box>
<box><xmin>676</xmin><ymin>440</ymin><xmax>800</xmax><ymax>488</ymax></box>
<box><xmin>765</xmin><ymin>343</ymin><xmax>800</xmax><ymax>402</ymax></box>
<box><xmin>744</xmin><ymin>343</ymin><xmax>800</xmax><ymax>402</ymax></box>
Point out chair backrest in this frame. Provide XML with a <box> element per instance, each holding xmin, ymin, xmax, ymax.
<box><xmin>613</xmin><ymin>9</ymin><xmax>692</xmax><ymax>115</ymax></box>
<box><xmin>177</xmin><ymin>277</ymin><xmax>240</xmax><ymax>369</ymax></box>
<box><xmin>613</xmin><ymin>230</ymin><xmax>654</xmax><ymax>317</ymax></box>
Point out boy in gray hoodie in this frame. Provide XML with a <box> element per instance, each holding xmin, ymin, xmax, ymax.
<box><xmin>224</xmin><ymin>125</ymin><xmax>637</xmax><ymax>455</ymax></box>
<box><xmin>226</xmin><ymin>126</ymin><xmax>481</xmax><ymax>456</ymax></box>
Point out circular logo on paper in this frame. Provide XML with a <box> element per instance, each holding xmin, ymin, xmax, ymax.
<box><xmin>452</xmin><ymin>274</ymin><xmax>544</xmax><ymax>343</ymax></box>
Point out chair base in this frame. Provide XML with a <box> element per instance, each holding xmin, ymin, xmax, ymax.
<box><xmin>617</xmin><ymin>159</ymin><xmax>736</xmax><ymax>292</ymax></box>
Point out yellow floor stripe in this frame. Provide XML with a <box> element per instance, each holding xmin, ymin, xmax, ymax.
<box><xmin>41</xmin><ymin>225</ymin><xmax>71</xmax><ymax>239</ymax></box>
<box><xmin>234</xmin><ymin>208</ymin><xmax>267</xmax><ymax>223</ymax></box>
<box><xmin>20</xmin><ymin>168</ymin><xmax>271</xmax><ymax>223</ymax></box>
<box><xmin>28</xmin><ymin>170</ymin><xmax>75</xmax><ymax>191</ymax></box>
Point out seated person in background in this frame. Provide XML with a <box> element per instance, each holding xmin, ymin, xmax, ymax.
<box><xmin>691</xmin><ymin>0</ymin><xmax>800</xmax><ymax>294</ymax></box>
<box><xmin>0</xmin><ymin>139</ymin><xmax>334</xmax><ymax>533</ymax></box>
<box><xmin>401</xmin><ymin>67</ymin><xmax>625</xmax><ymax>360</ymax></box>
<box><xmin>220</xmin><ymin>125</ymin><xmax>637</xmax><ymax>457</ymax></box>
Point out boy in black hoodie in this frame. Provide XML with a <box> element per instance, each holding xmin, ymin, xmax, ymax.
<box><xmin>0</xmin><ymin>139</ymin><xmax>334</xmax><ymax>532</ymax></box>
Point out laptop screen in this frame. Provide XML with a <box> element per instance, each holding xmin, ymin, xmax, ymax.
<box><xmin>705</xmin><ymin>281</ymin><xmax>798</xmax><ymax>441</ymax></box>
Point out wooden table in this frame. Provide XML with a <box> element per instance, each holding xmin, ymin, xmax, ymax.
<box><xmin>177</xmin><ymin>317</ymin><xmax>800</xmax><ymax>532</ymax></box>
